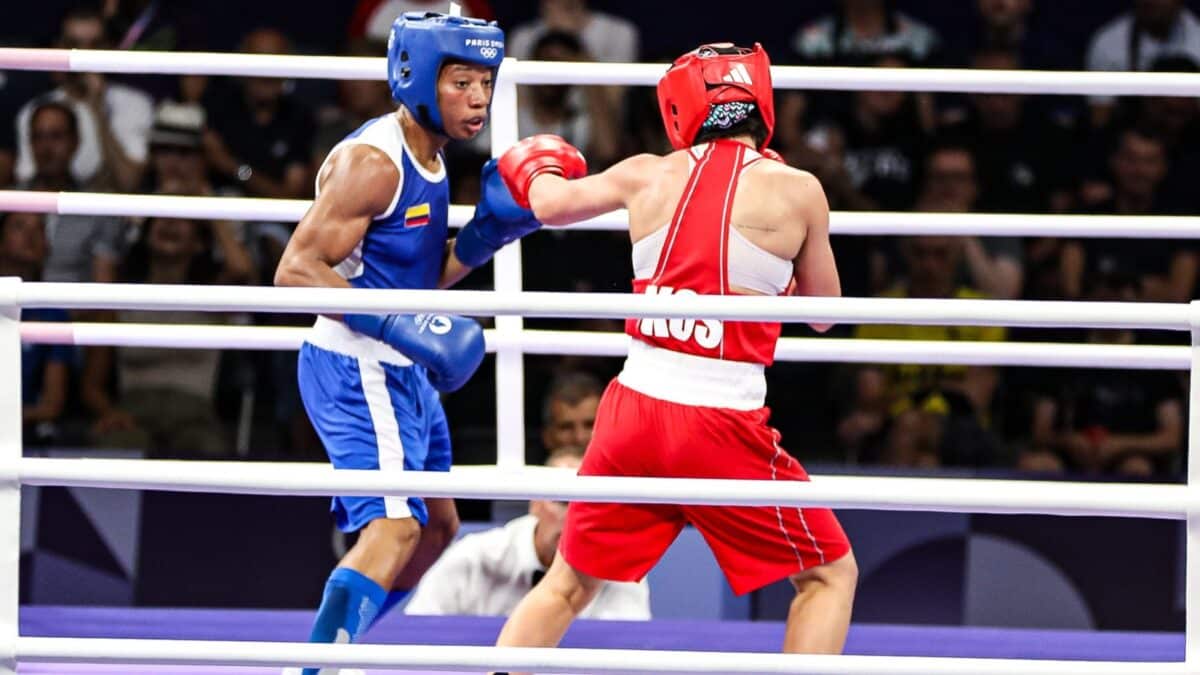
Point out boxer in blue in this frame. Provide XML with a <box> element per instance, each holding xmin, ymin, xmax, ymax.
<box><xmin>273</xmin><ymin>12</ymin><xmax>539</xmax><ymax>673</ymax></box>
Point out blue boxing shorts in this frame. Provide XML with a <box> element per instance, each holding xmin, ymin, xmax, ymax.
<box><xmin>297</xmin><ymin>337</ymin><xmax>451</xmax><ymax>531</ymax></box>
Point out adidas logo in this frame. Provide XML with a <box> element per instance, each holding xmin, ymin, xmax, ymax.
<box><xmin>723</xmin><ymin>64</ymin><xmax>752</xmax><ymax>84</ymax></box>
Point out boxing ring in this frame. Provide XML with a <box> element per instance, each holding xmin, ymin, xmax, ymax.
<box><xmin>1</xmin><ymin>45</ymin><xmax>1200</xmax><ymax>674</ymax></box>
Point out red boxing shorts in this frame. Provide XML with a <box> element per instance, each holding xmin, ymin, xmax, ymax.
<box><xmin>560</xmin><ymin>379</ymin><xmax>851</xmax><ymax>596</ymax></box>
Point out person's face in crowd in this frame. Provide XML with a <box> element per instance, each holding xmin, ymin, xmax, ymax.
<box><xmin>338</xmin><ymin>40</ymin><xmax>395</xmax><ymax>120</ymax></box>
<box><xmin>531</xmin><ymin>41</ymin><xmax>579</xmax><ymax>109</ymax></box>
<box><xmin>152</xmin><ymin>145</ymin><xmax>207</xmax><ymax>192</ymax></box>
<box><xmin>147</xmin><ymin>217</ymin><xmax>203</xmax><ymax>262</ymax></box>
<box><xmin>857</xmin><ymin>56</ymin><xmax>908</xmax><ymax>120</ymax></box>
<box><xmin>921</xmin><ymin>149</ymin><xmax>978</xmax><ymax>212</ymax></box>
<box><xmin>340</xmin><ymin>78</ymin><xmax>393</xmax><ymax>120</ymax></box>
<box><xmin>902</xmin><ymin>236</ymin><xmax>962</xmax><ymax>297</ymax></box>
<box><xmin>59</xmin><ymin>16</ymin><xmax>105</xmax><ymax>49</ymax></box>
<box><xmin>977</xmin><ymin>0</ymin><xmax>1031</xmax><ymax>29</ymax></box>
<box><xmin>240</xmin><ymin>29</ymin><xmax>290</xmax><ymax>109</ymax></box>
<box><xmin>1144</xmin><ymin>94</ymin><xmax>1200</xmax><ymax>137</ymax></box>
<box><xmin>529</xmin><ymin>452</ymin><xmax>583</xmax><ymax>557</ymax></box>
<box><xmin>541</xmin><ymin>0</ymin><xmax>588</xmax><ymax>32</ymax></box>
<box><xmin>1135</xmin><ymin>0</ymin><xmax>1184</xmax><ymax>34</ymax></box>
<box><xmin>30</xmin><ymin>107</ymin><xmax>78</xmax><ymax>180</ymax></box>
<box><xmin>436</xmin><ymin>62</ymin><xmax>493</xmax><ymax>141</ymax></box>
<box><xmin>841</xmin><ymin>0</ymin><xmax>885</xmax><ymax>19</ymax></box>
<box><xmin>0</xmin><ymin>213</ymin><xmax>48</xmax><ymax>274</ymax></box>
<box><xmin>542</xmin><ymin>393</ymin><xmax>599</xmax><ymax>451</ymax></box>
<box><xmin>970</xmin><ymin>52</ymin><xmax>1024</xmax><ymax>130</ymax></box>
<box><xmin>1111</xmin><ymin>132</ymin><xmax>1168</xmax><ymax>201</ymax></box>
<box><xmin>1086</xmin><ymin>270</ymin><xmax>1138</xmax><ymax>304</ymax></box>
<box><xmin>57</xmin><ymin>16</ymin><xmax>109</xmax><ymax>91</ymax></box>
<box><xmin>1085</xmin><ymin>271</ymin><xmax>1138</xmax><ymax>343</ymax></box>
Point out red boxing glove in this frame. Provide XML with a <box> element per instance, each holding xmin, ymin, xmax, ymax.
<box><xmin>497</xmin><ymin>134</ymin><xmax>588</xmax><ymax>208</ymax></box>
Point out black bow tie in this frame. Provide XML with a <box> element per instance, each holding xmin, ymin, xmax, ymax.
<box><xmin>531</xmin><ymin>569</ymin><xmax>546</xmax><ymax>587</ymax></box>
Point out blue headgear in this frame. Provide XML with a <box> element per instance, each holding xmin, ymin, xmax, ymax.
<box><xmin>387</xmin><ymin>12</ymin><xmax>505</xmax><ymax>135</ymax></box>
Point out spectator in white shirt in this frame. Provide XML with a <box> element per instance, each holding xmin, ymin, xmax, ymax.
<box><xmin>405</xmin><ymin>447</ymin><xmax>650</xmax><ymax>619</ymax></box>
<box><xmin>792</xmin><ymin>0</ymin><xmax>941</xmax><ymax>66</ymax></box>
<box><xmin>1086</xmin><ymin>0</ymin><xmax>1200</xmax><ymax>126</ymax></box>
<box><xmin>20</xmin><ymin>101</ymin><xmax>123</xmax><ymax>284</ymax></box>
<box><xmin>346</xmin><ymin>0</ymin><xmax>495</xmax><ymax>42</ymax></box>
<box><xmin>508</xmin><ymin>0</ymin><xmax>638</xmax><ymax>64</ymax></box>
<box><xmin>14</xmin><ymin>6</ymin><xmax>153</xmax><ymax>192</ymax></box>
<box><xmin>459</xmin><ymin>0</ymin><xmax>636</xmax><ymax>160</ymax></box>
<box><xmin>518</xmin><ymin>32</ymin><xmax>620</xmax><ymax>178</ymax></box>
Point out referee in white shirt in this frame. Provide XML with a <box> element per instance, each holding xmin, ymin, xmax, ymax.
<box><xmin>404</xmin><ymin>447</ymin><xmax>651</xmax><ymax>619</ymax></box>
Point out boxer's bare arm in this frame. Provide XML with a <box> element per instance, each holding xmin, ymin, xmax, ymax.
<box><xmin>274</xmin><ymin>145</ymin><xmax>398</xmax><ymax>292</ymax></box>
<box><xmin>788</xmin><ymin>171</ymin><xmax>840</xmax><ymax>333</ymax></box>
<box><xmin>438</xmin><ymin>245</ymin><xmax>474</xmax><ymax>289</ymax></box>
<box><xmin>526</xmin><ymin>153</ymin><xmax>661</xmax><ymax>226</ymax></box>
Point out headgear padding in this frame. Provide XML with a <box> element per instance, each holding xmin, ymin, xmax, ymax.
<box><xmin>657</xmin><ymin>43</ymin><xmax>775</xmax><ymax>151</ymax></box>
<box><xmin>387</xmin><ymin>12</ymin><xmax>505</xmax><ymax>135</ymax></box>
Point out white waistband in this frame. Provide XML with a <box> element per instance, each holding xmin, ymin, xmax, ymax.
<box><xmin>617</xmin><ymin>339</ymin><xmax>766</xmax><ymax>410</ymax></box>
<box><xmin>306</xmin><ymin>315</ymin><xmax>413</xmax><ymax>366</ymax></box>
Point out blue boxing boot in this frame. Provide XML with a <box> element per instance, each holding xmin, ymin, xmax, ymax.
<box><xmin>288</xmin><ymin>567</ymin><xmax>386</xmax><ymax>675</ymax></box>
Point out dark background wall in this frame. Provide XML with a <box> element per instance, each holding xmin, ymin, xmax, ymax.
<box><xmin>3</xmin><ymin>0</ymin><xmax>1196</xmax><ymax>66</ymax></box>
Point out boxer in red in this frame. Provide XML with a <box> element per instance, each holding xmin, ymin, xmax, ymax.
<box><xmin>492</xmin><ymin>42</ymin><xmax>856</xmax><ymax>669</ymax></box>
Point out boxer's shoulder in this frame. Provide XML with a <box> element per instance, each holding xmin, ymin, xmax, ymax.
<box><xmin>602</xmin><ymin>152</ymin><xmax>672</xmax><ymax>194</ymax></box>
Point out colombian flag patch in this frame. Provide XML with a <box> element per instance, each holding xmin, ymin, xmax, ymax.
<box><xmin>404</xmin><ymin>203</ymin><xmax>431</xmax><ymax>228</ymax></box>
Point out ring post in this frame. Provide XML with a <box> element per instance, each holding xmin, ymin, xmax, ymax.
<box><xmin>0</xmin><ymin>277</ymin><xmax>21</xmax><ymax>675</ymax></box>
<box><xmin>1188</xmin><ymin>300</ymin><xmax>1200</xmax><ymax>667</ymax></box>
<box><xmin>490</xmin><ymin>58</ymin><xmax>525</xmax><ymax>469</ymax></box>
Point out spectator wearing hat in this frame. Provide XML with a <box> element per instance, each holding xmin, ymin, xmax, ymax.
<box><xmin>147</xmin><ymin>101</ymin><xmax>212</xmax><ymax>195</ymax></box>
<box><xmin>146</xmin><ymin>100</ymin><xmax>253</xmax><ymax>280</ymax></box>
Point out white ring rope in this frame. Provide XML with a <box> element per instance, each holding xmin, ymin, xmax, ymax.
<box><xmin>16</xmin><ymin>459</ymin><xmax>1188</xmax><ymax>519</ymax></box>
<box><xmin>14</xmin><ymin>282</ymin><xmax>1193</xmax><ymax>331</ymax></box>
<box><xmin>8</xmin><ymin>190</ymin><xmax>1200</xmax><ymax>239</ymax></box>
<box><xmin>2</xmin><ymin>43</ymin><xmax>1196</xmax><ymax>675</ymax></box>
<box><xmin>18</xmin><ymin>322</ymin><xmax>1192</xmax><ymax>370</ymax></box>
<box><xmin>14</xmin><ymin>637</ymin><xmax>1182</xmax><ymax>674</ymax></box>
<box><xmin>2</xmin><ymin>48</ymin><xmax>1200</xmax><ymax>96</ymax></box>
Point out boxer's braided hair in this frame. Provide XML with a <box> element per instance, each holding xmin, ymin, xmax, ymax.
<box><xmin>693</xmin><ymin>100</ymin><xmax>768</xmax><ymax>148</ymax></box>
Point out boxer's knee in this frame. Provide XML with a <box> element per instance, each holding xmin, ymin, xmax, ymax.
<box><xmin>341</xmin><ymin>517</ymin><xmax>423</xmax><ymax>587</ymax></box>
<box><xmin>790</xmin><ymin>550</ymin><xmax>858</xmax><ymax>600</ymax></box>
<box><xmin>544</xmin><ymin>555</ymin><xmax>603</xmax><ymax>615</ymax></box>
<box><xmin>423</xmin><ymin>498</ymin><xmax>460</xmax><ymax>554</ymax></box>
<box><xmin>1115</xmin><ymin>454</ymin><xmax>1154</xmax><ymax>477</ymax></box>
<box><xmin>1018</xmin><ymin>449</ymin><xmax>1064</xmax><ymax>473</ymax></box>
<box><xmin>360</xmin><ymin>516</ymin><xmax>422</xmax><ymax>559</ymax></box>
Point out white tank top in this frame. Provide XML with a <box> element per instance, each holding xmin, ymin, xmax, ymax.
<box><xmin>631</xmin><ymin>225</ymin><xmax>792</xmax><ymax>295</ymax></box>
<box><xmin>631</xmin><ymin>146</ymin><xmax>793</xmax><ymax>295</ymax></box>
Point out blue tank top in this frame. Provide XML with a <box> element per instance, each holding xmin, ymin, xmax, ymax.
<box><xmin>318</xmin><ymin>113</ymin><xmax>449</xmax><ymax>291</ymax></box>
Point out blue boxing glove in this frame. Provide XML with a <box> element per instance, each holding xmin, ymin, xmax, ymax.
<box><xmin>343</xmin><ymin>313</ymin><xmax>485</xmax><ymax>393</ymax></box>
<box><xmin>452</xmin><ymin>158</ymin><xmax>542</xmax><ymax>268</ymax></box>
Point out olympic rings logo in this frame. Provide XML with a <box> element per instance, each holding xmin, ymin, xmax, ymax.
<box><xmin>480</xmin><ymin>47</ymin><xmax>498</xmax><ymax>59</ymax></box>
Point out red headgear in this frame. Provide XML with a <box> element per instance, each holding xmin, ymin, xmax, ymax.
<box><xmin>657</xmin><ymin>43</ymin><xmax>775</xmax><ymax>151</ymax></box>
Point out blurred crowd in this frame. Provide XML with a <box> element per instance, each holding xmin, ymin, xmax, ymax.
<box><xmin>8</xmin><ymin>0</ymin><xmax>1199</xmax><ymax>488</ymax></box>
